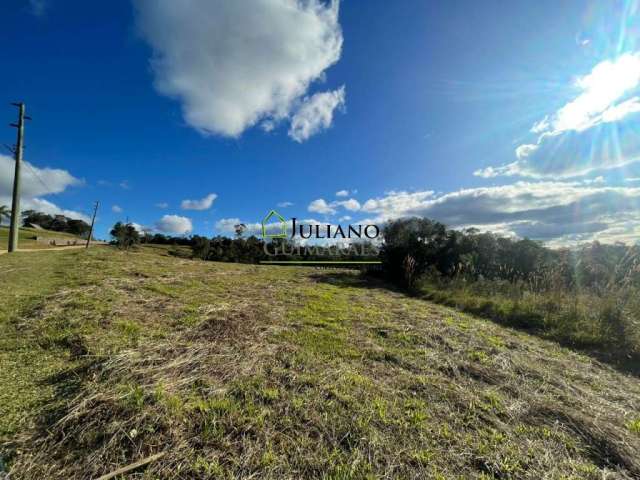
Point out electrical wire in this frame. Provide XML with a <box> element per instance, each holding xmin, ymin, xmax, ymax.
<box><xmin>24</xmin><ymin>157</ymin><xmax>53</xmax><ymax>194</ymax></box>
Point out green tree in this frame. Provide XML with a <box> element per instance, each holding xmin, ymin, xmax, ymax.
<box><xmin>21</xmin><ymin>210</ymin><xmax>54</xmax><ymax>229</ymax></box>
<box><xmin>0</xmin><ymin>205</ymin><xmax>10</xmax><ymax>226</ymax></box>
<box><xmin>66</xmin><ymin>219</ymin><xmax>91</xmax><ymax>237</ymax></box>
<box><xmin>110</xmin><ymin>222</ymin><xmax>140</xmax><ymax>250</ymax></box>
<box><xmin>381</xmin><ymin>217</ymin><xmax>455</xmax><ymax>287</ymax></box>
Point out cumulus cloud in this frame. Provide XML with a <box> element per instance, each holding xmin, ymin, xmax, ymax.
<box><xmin>359</xmin><ymin>182</ymin><xmax>640</xmax><ymax>246</ymax></box>
<box><xmin>288</xmin><ymin>86</ymin><xmax>345</xmax><ymax>142</ymax></box>
<box><xmin>335</xmin><ymin>189</ymin><xmax>349</xmax><ymax>197</ymax></box>
<box><xmin>129</xmin><ymin>222</ymin><xmax>150</xmax><ymax>234</ymax></box>
<box><xmin>134</xmin><ymin>0</ymin><xmax>343</xmax><ymax>139</ymax></box>
<box><xmin>551</xmin><ymin>53</ymin><xmax>640</xmax><ymax>133</ymax></box>
<box><xmin>308</xmin><ymin>198</ymin><xmax>336</xmax><ymax>215</ymax></box>
<box><xmin>277</xmin><ymin>201</ymin><xmax>294</xmax><ymax>208</ymax></box>
<box><xmin>0</xmin><ymin>154</ymin><xmax>86</xmax><ymax>221</ymax></box>
<box><xmin>20</xmin><ymin>198</ymin><xmax>90</xmax><ymax>223</ymax></box>
<box><xmin>0</xmin><ymin>154</ymin><xmax>81</xmax><ymax>198</ymax></box>
<box><xmin>181</xmin><ymin>193</ymin><xmax>217</xmax><ymax>211</ymax></box>
<box><xmin>478</xmin><ymin>111</ymin><xmax>640</xmax><ymax>178</ymax></box>
<box><xmin>112</xmin><ymin>205</ymin><xmax>123</xmax><ymax>213</ymax></box>
<box><xmin>361</xmin><ymin>190</ymin><xmax>435</xmax><ymax>215</ymax></box>
<box><xmin>308</xmin><ymin>196</ymin><xmax>361</xmax><ymax>215</ymax></box>
<box><xmin>216</xmin><ymin>217</ymin><xmax>293</xmax><ymax>238</ymax></box>
<box><xmin>155</xmin><ymin>214</ymin><xmax>193</xmax><ymax>234</ymax></box>
<box><xmin>480</xmin><ymin>52</ymin><xmax>640</xmax><ymax>179</ymax></box>
<box><xmin>335</xmin><ymin>198</ymin><xmax>360</xmax><ymax>211</ymax></box>
<box><xmin>155</xmin><ymin>202</ymin><xmax>168</xmax><ymax>208</ymax></box>
<box><xmin>216</xmin><ymin>218</ymin><xmax>262</xmax><ymax>235</ymax></box>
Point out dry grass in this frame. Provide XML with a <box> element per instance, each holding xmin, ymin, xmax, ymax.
<box><xmin>1</xmin><ymin>247</ymin><xmax>640</xmax><ymax>479</ymax></box>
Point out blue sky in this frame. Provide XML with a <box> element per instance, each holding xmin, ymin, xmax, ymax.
<box><xmin>1</xmin><ymin>0</ymin><xmax>640</xmax><ymax>245</ymax></box>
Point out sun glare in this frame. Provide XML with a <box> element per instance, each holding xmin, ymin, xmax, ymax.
<box><xmin>555</xmin><ymin>52</ymin><xmax>640</xmax><ymax>132</ymax></box>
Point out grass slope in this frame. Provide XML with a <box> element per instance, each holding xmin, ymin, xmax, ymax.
<box><xmin>1</xmin><ymin>247</ymin><xmax>639</xmax><ymax>479</ymax></box>
<box><xmin>0</xmin><ymin>226</ymin><xmax>82</xmax><ymax>250</ymax></box>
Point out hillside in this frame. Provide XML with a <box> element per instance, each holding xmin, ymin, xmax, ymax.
<box><xmin>0</xmin><ymin>226</ymin><xmax>84</xmax><ymax>251</ymax></box>
<box><xmin>1</xmin><ymin>247</ymin><xmax>639</xmax><ymax>479</ymax></box>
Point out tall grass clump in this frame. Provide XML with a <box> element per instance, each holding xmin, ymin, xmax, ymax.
<box><xmin>381</xmin><ymin>218</ymin><xmax>640</xmax><ymax>360</ymax></box>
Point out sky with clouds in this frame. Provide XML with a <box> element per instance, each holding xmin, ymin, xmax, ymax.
<box><xmin>1</xmin><ymin>0</ymin><xmax>640</xmax><ymax>245</ymax></box>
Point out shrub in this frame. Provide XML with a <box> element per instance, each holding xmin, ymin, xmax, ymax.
<box><xmin>110</xmin><ymin>222</ymin><xmax>140</xmax><ymax>250</ymax></box>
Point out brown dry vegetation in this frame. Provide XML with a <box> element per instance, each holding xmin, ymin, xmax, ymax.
<box><xmin>1</xmin><ymin>246</ymin><xmax>640</xmax><ymax>479</ymax></box>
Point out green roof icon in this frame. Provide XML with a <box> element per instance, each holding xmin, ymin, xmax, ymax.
<box><xmin>262</xmin><ymin>210</ymin><xmax>287</xmax><ymax>238</ymax></box>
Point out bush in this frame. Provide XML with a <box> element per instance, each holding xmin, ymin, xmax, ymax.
<box><xmin>110</xmin><ymin>222</ymin><xmax>140</xmax><ymax>250</ymax></box>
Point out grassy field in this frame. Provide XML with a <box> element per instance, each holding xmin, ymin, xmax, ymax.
<box><xmin>1</xmin><ymin>247</ymin><xmax>640</xmax><ymax>479</ymax></box>
<box><xmin>417</xmin><ymin>277</ymin><xmax>640</xmax><ymax>372</ymax></box>
<box><xmin>0</xmin><ymin>226</ymin><xmax>82</xmax><ymax>250</ymax></box>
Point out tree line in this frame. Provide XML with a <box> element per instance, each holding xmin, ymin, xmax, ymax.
<box><xmin>109</xmin><ymin>218</ymin><xmax>640</xmax><ymax>291</ymax></box>
<box><xmin>380</xmin><ymin>217</ymin><xmax>640</xmax><ymax>291</ymax></box>
<box><xmin>0</xmin><ymin>207</ymin><xmax>91</xmax><ymax>237</ymax></box>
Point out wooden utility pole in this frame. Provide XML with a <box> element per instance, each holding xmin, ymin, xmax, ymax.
<box><xmin>8</xmin><ymin>103</ymin><xmax>30</xmax><ymax>253</ymax></box>
<box><xmin>86</xmin><ymin>201</ymin><xmax>99</xmax><ymax>249</ymax></box>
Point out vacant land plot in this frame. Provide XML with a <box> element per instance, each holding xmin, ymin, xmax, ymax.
<box><xmin>1</xmin><ymin>247</ymin><xmax>639</xmax><ymax>479</ymax></box>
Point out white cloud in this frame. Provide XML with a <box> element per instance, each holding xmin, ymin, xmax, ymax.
<box><xmin>545</xmin><ymin>53</ymin><xmax>640</xmax><ymax>134</ymax></box>
<box><xmin>277</xmin><ymin>201</ymin><xmax>293</xmax><ymax>208</ymax></box>
<box><xmin>339</xmin><ymin>215</ymin><xmax>351</xmax><ymax>222</ymax></box>
<box><xmin>216</xmin><ymin>217</ymin><xmax>292</xmax><ymax>237</ymax></box>
<box><xmin>361</xmin><ymin>190</ymin><xmax>435</xmax><ymax>215</ymax></box>
<box><xmin>600</xmin><ymin>97</ymin><xmax>640</xmax><ymax>122</ymax></box>
<box><xmin>582</xmin><ymin>176</ymin><xmax>605</xmax><ymax>185</ymax></box>
<box><xmin>515</xmin><ymin>143</ymin><xmax>538</xmax><ymax>160</ymax></box>
<box><xmin>129</xmin><ymin>222</ymin><xmax>148</xmax><ymax>234</ymax></box>
<box><xmin>335</xmin><ymin>198</ymin><xmax>360</xmax><ymax>211</ymax></box>
<box><xmin>335</xmin><ymin>189</ymin><xmax>349</xmax><ymax>197</ymax></box>
<box><xmin>112</xmin><ymin>205</ymin><xmax>123</xmax><ymax>213</ymax></box>
<box><xmin>216</xmin><ymin>218</ymin><xmax>262</xmax><ymax>235</ymax></box>
<box><xmin>20</xmin><ymin>198</ymin><xmax>90</xmax><ymax>223</ymax></box>
<box><xmin>134</xmin><ymin>0</ymin><xmax>343</xmax><ymax>139</ymax></box>
<box><xmin>359</xmin><ymin>182</ymin><xmax>640</xmax><ymax>246</ymax></box>
<box><xmin>288</xmin><ymin>86</ymin><xmax>345</xmax><ymax>142</ymax></box>
<box><xmin>0</xmin><ymin>154</ymin><xmax>86</xmax><ymax>221</ymax></box>
<box><xmin>155</xmin><ymin>202</ymin><xmax>169</xmax><ymax>208</ymax></box>
<box><xmin>119</xmin><ymin>180</ymin><xmax>131</xmax><ymax>190</ymax></box>
<box><xmin>483</xmin><ymin>53</ymin><xmax>640</xmax><ymax>179</ymax></box>
<box><xmin>473</xmin><ymin>162</ymin><xmax>521</xmax><ymax>178</ymax></box>
<box><xmin>181</xmin><ymin>193</ymin><xmax>217</xmax><ymax>211</ymax></box>
<box><xmin>308</xmin><ymin>196</ymin><xmax>361</xmax><ymax>215</ymax></box>
<box><xmin>308</xmin><ymin>198</ymin><xmax>336</xmax><ymax>215</ymax></box>
<box><xmin>155</xmin><ymin>214</ymin><xmax>193</xmax><ymax>234</ymax></box>
<box><xmin>530</xmin><ymin>116</ymin><xmax>550</xmax><ymax>134</ymax></box>
<box><xmin>215</xmin><ymin>218</ymin><xmax>241</xmax><ymax>233</ymax></box>
<box><xmin>473</xmin><ymin>166</ymin><xmax>501</xmax><ymax>178</ymax></box>
<box><xmin>0</xmin><ymin>154</ymin><xmax>81</xmax><ymax>198</ymax></box>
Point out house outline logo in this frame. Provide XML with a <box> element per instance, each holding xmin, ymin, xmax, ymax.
<box><xmin>262</xmin><ymin>210</ymin><xmax>287</xmax><ymax>238</ymax></box>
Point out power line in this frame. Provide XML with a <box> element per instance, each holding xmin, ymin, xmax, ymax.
<box><xmin>24</xmin><ymin>159</ymin><xmax>52</xmax><ymax>195</ymax></box>
<box><xmin>3</xmin><ymin>143</ymin><xmax>53</xmax><ymax>195</ymax></box>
